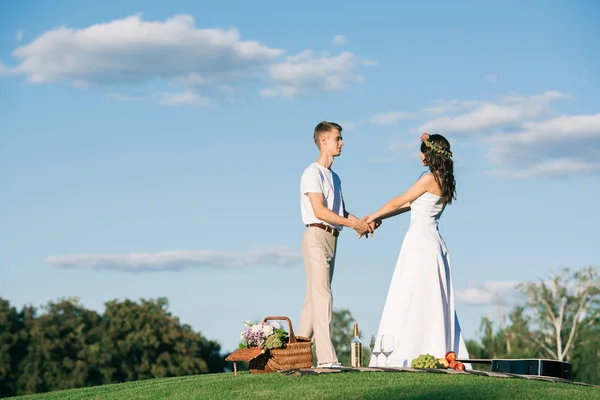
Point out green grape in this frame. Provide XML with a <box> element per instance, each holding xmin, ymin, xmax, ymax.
<box><xmin>411</xmin><ymin>353</ymin><xmax>439</xmax><ymax>369</ymax></box>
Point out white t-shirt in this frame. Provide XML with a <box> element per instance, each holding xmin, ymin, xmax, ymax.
<box><xmin>300</xmin><ymin>162</ymin><xmax>344</xmax><ymax>231</ymax></box>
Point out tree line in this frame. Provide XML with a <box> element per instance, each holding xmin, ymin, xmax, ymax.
<box><xmin>0</xmin><ymin>297</ymin><xmax>225</xmax><ymax>398</ymax></box>
<box><xmin>465</xmin><ymin>267</ymin><xmax>600</xmax><ymax>384</ymax></box>
<box><xmin>1</xmin><ymin>266</ymin><xmax>598</xmax><ymax>397</ymax></box>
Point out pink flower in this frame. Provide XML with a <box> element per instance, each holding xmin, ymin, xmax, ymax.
<box><xmin>420</xmin><ymin>132</ymin><xmax>429</xmax><ymax>141</ymax></box>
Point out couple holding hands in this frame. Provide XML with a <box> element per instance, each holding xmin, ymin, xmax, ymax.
<box><xmin>297</xmin><ymin>121</ymin><xmax>470</xmax><ymax>368</ymax></box>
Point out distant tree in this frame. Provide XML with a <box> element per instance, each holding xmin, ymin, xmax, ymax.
<box><xmin>15</xmin><ymin>298</ymin><xmax>105</xmax><ymax>395</ymax></box>
<box><xmin>465</xmin><ymin>317</ymin><xmax>498</xmax><ymax>365</ymax></box>
<box><xmin>466</xmin><ymin>308</ymin><xmax>543</xmax><ymax>371</ymax></box>
<box><xmin>0</xmin><ymin>296</ymin><xmax>225</xmax><ymax>398</ymax></box>
<box><xmin>466</xmin><ymin>267</ymin><xmax>600</xmax><ymax>385</ymax></box>
<box><xmin>570</xmin><ymin>312</ymin><xmax>600</xmax><ymax>384</ymax></box>
<box><xmin>0</xmin><ymin>299</ymin><xmax>28</xmax><ymax>397</ymax></box>
<box><xmin>499</xmin><ymin>307</ymin><xmax>539</xmax><ymax>359</ymax></box>
<box><xmin>330</xmin><ymin>309</ymin><xmax>354</xmax><ymax>366</ymax></box>
<box><xmin>517</xmin><ymin>267</ymin><xmax>600</xmax><ymax>361</ymax></box>
<box><xmin>99</xmin><ymin>297</ymin><xmax>224</xmax><ymax>382</ymax></box>
<box><xmin>330</xmin><ymin>309</ymin><xmax>370</xmax><ymax>367</ymax></box>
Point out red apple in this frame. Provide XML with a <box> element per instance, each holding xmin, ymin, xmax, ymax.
<box><xmin>445</xmin><ymin>351</ymin><xmax>457</xmax><ymax>363</ymax></box>
<box><xmin>454</xmin><ymin>362</ymin><xmax>465</xmax><ymax>371</ymax></box>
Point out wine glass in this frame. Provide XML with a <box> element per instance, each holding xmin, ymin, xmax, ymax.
<box><xmin>381</xmin><ymin>334</ymin><xmax>394</xmax><ymax>366</ymax></box>
<box><xmin>370</xmin><ymin>335</ymin><xmax>382</xmax><ymax>367</ymax></box>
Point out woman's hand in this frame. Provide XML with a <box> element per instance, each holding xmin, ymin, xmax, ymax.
<box><xmin>356</xmin><ymin>216</ymin><xmax>382</xmax><ymax>239</ymax></box>
<box><xmin>366</xmin><ymin>214</ymin><xmax>378</xmax><ymax>224</ymax></box>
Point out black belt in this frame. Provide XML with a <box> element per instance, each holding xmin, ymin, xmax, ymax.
<box><xmin>306</xmin><ymin>223</ymin><xmax>339</xmax><ymax>237</ymax></box>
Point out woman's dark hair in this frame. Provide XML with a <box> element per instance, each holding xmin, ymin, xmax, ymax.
<box><xmin>420</xmin><ymin>133</ymin><xmax>456</xmax><ymax>204</ymax></box>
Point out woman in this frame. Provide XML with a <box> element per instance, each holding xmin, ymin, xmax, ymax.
<box><xmin>366</xmin><ymin>133</ymin><xmax>470</xmax><ymax>368</ymax></box>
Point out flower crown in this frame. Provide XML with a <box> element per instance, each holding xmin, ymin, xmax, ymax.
<box><xmin>420</xmin><ymin>133</ymin><xmax>452</xmax><ymax>158</ymax></box>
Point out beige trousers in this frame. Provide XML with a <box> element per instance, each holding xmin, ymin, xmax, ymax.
<box><xmin>298</xmin><ymin>226</ymin><xmax>338</xmax><ymax>364</ymax></box>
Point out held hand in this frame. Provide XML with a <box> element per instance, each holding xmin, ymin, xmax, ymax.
<box><xmin>357</xmin><ymin>216</ymin><xmax>382</xmax><ymax>239</ymax></box>
<box><xmin>365</xmin><ymin>214</ymin><xmax>379</xmax><ymax>225</ymax></box>
<box><xmin>361</xmin><ymin>223</ymin><xmax>376</xmax><ymax>239</ymax></box>
<box><xmin>363</xmin><ymin>217</ymin><xmax>380</xmax><ymax>232</ymax></box>
<box><xmin>356</xmin><ymin>217</ymin><xmax>379</xmax><ymax>239</ymax></box>
<box><xmin>353</xmin><ymin>218</ymin><xmax>373</xmax><ymax>237</ymax></box>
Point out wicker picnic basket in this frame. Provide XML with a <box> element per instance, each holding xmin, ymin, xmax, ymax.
<box><xmin>225</xmin><ymin>316</ymin><xmax>313</xmax><ymax>373</ymax></box>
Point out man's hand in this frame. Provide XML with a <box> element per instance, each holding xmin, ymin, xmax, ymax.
<box><xmin>353</xmin><ymin>218</ymin><xmax>373</xmax><ymax>237</ymax></box>
<box><xmin>365</xmin><ymin>215</ymin><xmax>382</xmax><ymax>231</ymax></box>
<box><xmin>357</xmin><ymin>216</ymin><xmax>381</xmax><ymax>239</ymax></box>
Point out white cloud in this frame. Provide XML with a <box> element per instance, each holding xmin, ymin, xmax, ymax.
<box><xmin>490</xmin><ymin>112</ymin><xmax>600</xmax><ymax>145</ymax></box>
<box><xmin>483</xmin><ymin>112</ymin><xmax>600</xmax><ymax>177</ymax></box>
<box><xmin>421</xmin><ymin>99</ymin><xmax>481</xmax><ymax>115</ymax></box>
<box><xmin>485</xmin><ymin>74</ymin><xmax>498</xmax><ymax>82</ymax></box>
<box><xmin>263</xmin><ymin>50</ymin><xmax>375</xmax><ymax>97</ymax></box>
<box><xmin>45</xmin><ymin>247</ymin><xmax>302</xmax><ymax>272</ymax></box>
<box><xmin>15</xmin><ymin>31</ymin><xmax>23</xmax><ymax>42</ymax></box>
<box><xmin>420</xmin><ymin>103</ymin><xmax>534</xmax><ymax>134</ymax></box>
<box><xmin>493</xmin><ymin>159</ymin><xmax>599</xmax><ymax>179</ymax></box>
<box><xmin>158</xmin><ymin>90</ymin><xmax>210</xmax><ymax>106</ymax></box>
<box><xmin>259</xmin><ymin>88</ymin><xmax>280</xmax><ymax>98</ymax></box>
<box><xmin>332</xmin><ymin>35</ymin><xmax>347</xmax><ymax>45</ymax></box>
<box><xmin>1</xmin><ymin>14</ymin><xmax>374</xmax><ymax>103</ymax></box>
<box><xmin>456</xmin><ymin>280</ymin><xmax>522</xmax><ymax>306</ymax></box>
<box><xmin>377</xmin><ymin>90</ymin><xmax>598</xmax><ymax>178</ymax></box>
<box><xmin>6</xmin><ymin>14</ymin><xmax>282</xmax><ymax>86</ymax></box>
<box><xmin>108</xmin><ymin>93</ymin><xmax>148</xmax><ymax>102</ymax></box>
<box><xmin>0</xmin><ymin>62</ymin><xmax>9</xmax><ymax>76</ymax></box>
<box><xmin>431</xmin><ymin>92</ymin><xmax>600</xmax><ymax>177</ymax></box>
<box><xmin>369</xmin><ymin>111</ymin><xmax>414</xmax><ymax>126</ymax></box>
<box><xmin>109</xmin><ymin>91</ymin><xmax>211</xmax><ymax>106</ymax></box>
<box><xmin>418</xmin><ymin>91</ymin><xmax>573</xmax><ymax>135</ymax></box>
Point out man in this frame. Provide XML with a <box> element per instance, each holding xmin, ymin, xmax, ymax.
<box><xmin>298</xmin><ymin>121</ymin><xmax>376</xmax><ymax>368</ymax></box>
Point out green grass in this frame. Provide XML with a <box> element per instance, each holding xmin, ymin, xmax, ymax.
<box><xmin>9</xmin><ymin>371</ymin><xmax>600</xmax><ymax>400</ymax></box>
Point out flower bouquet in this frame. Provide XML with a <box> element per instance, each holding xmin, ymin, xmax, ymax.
<box><xmin>239</xmin><ymin>320</ymin><xmax>289</xmax><ymax>352</ymax></box>
<box><xmin>226</xmin><ymin>316</ymin><xmax>313</xmax><ymax>374</ymax></box>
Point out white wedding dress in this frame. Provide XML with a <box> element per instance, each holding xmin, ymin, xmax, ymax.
<box><xmin>369</xmin><ymin>191</ymin><xmax>471</xmax><ymax>368</ymax></box>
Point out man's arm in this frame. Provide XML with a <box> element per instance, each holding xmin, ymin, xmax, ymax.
<box><xmin>308</xmin><ymin>193</ymin><xmax>372</xmax><ymax>234</ymax></box>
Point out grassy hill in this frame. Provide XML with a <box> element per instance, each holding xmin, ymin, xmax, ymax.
<box><xmin>8</xmin><ymin>370</ymin><xmax>600</xmax><ymax>400</ymax></box>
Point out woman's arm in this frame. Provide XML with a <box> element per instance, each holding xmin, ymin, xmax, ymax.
<box><xmin>366</xmin><ymin>174</ymin><xmax>434</xmax><ymax>224</ymax></box>
<box><xmin>379</xmin><ymin>202</ymin><xmax>411</xmax><ymax>220</ymax></box>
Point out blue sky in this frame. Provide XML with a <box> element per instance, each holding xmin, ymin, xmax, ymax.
<box><xmin>1</xmin><ymin>0</ymin><xmax>599</xmax><ymax>354</ymax></box>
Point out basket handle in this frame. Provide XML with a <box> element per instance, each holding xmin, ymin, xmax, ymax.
<box><xmin>263</xmin><ymin>316</ymin><xmax>297</xmax><ymax>344</ymax></box>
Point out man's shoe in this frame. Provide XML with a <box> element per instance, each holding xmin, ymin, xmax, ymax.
<box><xmin>317</xmin><ymin>362</ymin><xmax>343</xmax><ymax>368</ymax></box>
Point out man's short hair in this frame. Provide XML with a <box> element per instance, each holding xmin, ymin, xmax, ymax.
<box><xmin>314</xmin><ymin>121</ymin><xmax>342</xmax><ymax>148</ymax></box>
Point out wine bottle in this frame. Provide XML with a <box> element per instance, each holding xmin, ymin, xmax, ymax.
<box><xmin>350</xmin><ymin>322</ymin><xmax>362</xmax><ymax>367</ymax></box>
